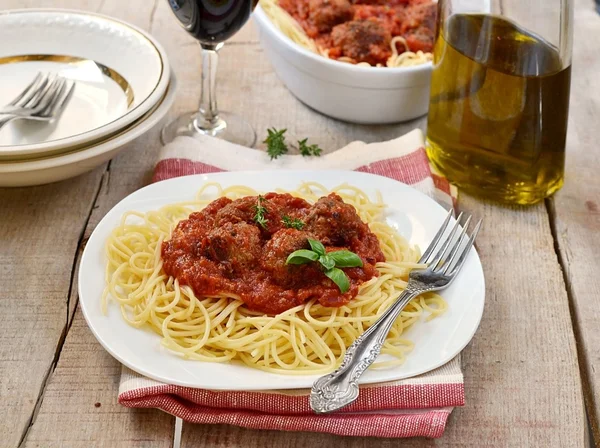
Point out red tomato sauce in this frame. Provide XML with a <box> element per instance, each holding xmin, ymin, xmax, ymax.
<box><xmin>278</xmin><ymin>0</ymin><xmax>437</xmax><ymax>65</ymax></box>
<box><xmin>161</xmin><ymin>193</ymin><xmax>385</xmax><ymax>315</ymax></box>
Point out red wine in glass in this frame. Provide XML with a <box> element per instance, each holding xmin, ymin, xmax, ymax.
<box><xmin>163</xmin><ymin>0</ymin><xmax>258</xmax><ymax>146</ymax></box>
<box><xmin>170</xmin><ymin>0</ymin><xmax>257</xmax><ymax>44</ymax></box>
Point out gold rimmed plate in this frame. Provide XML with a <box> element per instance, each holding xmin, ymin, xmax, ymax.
<box><xmin>0</xmin><ymin>9</ymin><xmax>170</xmax><ymax>160</ymax></box>
<box><xmin>0</xmin><ymin>70</ymin><xmax>177</xmax><ymax>187</ymax></box>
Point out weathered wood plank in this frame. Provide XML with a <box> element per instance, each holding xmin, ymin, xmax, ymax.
<box><xmin>550</xmin><ymin>0</ymin><xmax>600</xmax><ymax>443</ymax></box>
<box><xmin>22</xmin><ymin>307</ymin><xmax>174</xmax><ymax>448</ymax></box>
<box><xmin>0</xmin><ymin>1</ymin><xmax>109</xmax><ymax>435</ymax></box>
<box><xmin>0</xmin><ymin>167</ymin><xmax>104</xmax><ymax>448</ymax></box>
<box><xmin>441</xmin><ymin>196</ymin><xmax>584</xmax><ymax>446</ymax></box>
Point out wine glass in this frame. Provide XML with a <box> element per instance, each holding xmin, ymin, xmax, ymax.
<box><xmin>163</xmin><ymin>0</ymin><xmax>257</xmax><ymax>147</ymax></box>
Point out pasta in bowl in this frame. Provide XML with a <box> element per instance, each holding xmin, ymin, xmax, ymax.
<box><xmin>253</xmin><ymin>0</ymin><xmax>434</xmax><ymax>124</ymax></box>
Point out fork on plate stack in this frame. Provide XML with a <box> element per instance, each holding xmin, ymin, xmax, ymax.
<box><xmin>0</xmin><ymin>72</ymin><xmax>76</xmax><ymax>131</ymax></box>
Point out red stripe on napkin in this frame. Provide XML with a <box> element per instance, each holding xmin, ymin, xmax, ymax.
<box><xmin>355</xmin><ymin>148</ymin><xmax>432</xmax><ymax>185</ymax></box>
<box><xmin>119</xmin><ymin>137</ymin><xmax>461</xmax><ymax>439</ymax></box>
<box><xmin>120</xmin><ymin>396</ymin><xmax>452</xmax><ymax>438</ymax></box>
<box><xmin>119</xmin><ymin>382</ymin><xmax>464</xmax><ymax>414</ymax></box>
<box><xmin>153</xmin><ymin>158</ymin><xmax>224</xmax><ymax>182</ymax></box>
<box><xmin>153</xmin><ymin>148</ymin><xmax>452</xmax><ymax>198</ymax></box>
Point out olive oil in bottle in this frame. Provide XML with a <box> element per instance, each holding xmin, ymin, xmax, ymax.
<box><xmin>426</xmin><ymin>14</ymin><xmax>571</xmax><ymax>204</ymax></box>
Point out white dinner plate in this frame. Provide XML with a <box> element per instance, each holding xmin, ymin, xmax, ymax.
<box><xmin>79</xmin><ymin>171</ymin><xmax>485</xmax><ymax>390</ymax></box>
<box><xmin>0</xmin><ymin>71</ymin><xmax>177</xmax><ymax>187</ymax></box>
<box><xmin>0</xmin><ymin>9</ymin><xmax>170</xmax><ymax>159</ymax></box>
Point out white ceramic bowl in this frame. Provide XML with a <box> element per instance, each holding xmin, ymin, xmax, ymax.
<box><xmin>253</xmin><ymin>5</ymin><xmax>433</xmax><ymax>124</ymax></box>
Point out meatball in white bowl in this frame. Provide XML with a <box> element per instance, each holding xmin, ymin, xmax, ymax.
<box><xmin>253</xmin><ymin>0</ymin><xmax>435</xmax><ymax>124</ymax></box>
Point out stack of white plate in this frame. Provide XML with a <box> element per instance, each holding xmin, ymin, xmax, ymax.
<box><xmin>0</xmin><ymin>9</ymin><xmax>176</xmax><ymax>187</ymax></box>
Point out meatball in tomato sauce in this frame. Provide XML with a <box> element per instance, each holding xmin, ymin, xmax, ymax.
<box><xmin>308</xmin><ymin>0</ymin><xmax>353</xmax><ymax>32</ymax></box>
<box><xmin>206</xmin><ymin>222</ymin><xmax>261</xmax><ymax>274</ymax></box>
<box><xmin>277</xmin><ymin>0</ymin><xmax>437</xmax><ymax>65</ymax></box>
<box><xmin>261</xmin><ymin>229</ymin><xmax>320</xmax><ymax>288</ymax></box>
<box><xmin>161</xmin><ymin>193</ymin><xmax>385</xmax><ymax>315</ymax></box>
<box><xmin>401</xmin><ymin>2</ymin><xmax>437</xmax><ymax>52</ymax></box>
<box><xmin>331</xmin><ymin>19</ymin><xmax>392</xmax><ymax>65</ymax></box>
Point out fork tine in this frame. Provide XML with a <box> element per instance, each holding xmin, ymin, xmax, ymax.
<box><xmin>447</xmin><ymin>219</ymin><xmax>482</xmax><ymax>277</ymax></box>
<box><xmin>31</xmin><ymin>77</ymin><xmax>65</xmax><ymax>111</ymax></box>
<box><xmin>428</xmin><ymin>212</ymin><xmax>464</xmax><ymax>267</ymax></box>
<box><xmin>27</xmin><ymin>74</ymin><xmax>60</xmax><ymax>109</ymax></box>
<box><xmin>418</xmin><ymin>208</ymin><xmax>453</xmax><ymax>264</ymax></box>
<box><xmin>46</xmin><ymin>80</ymin><xmax>74</xmax><ymax>118</ymax></box>
<box><xmin>42</xmin><ymin>80</ymin><xmax>68</xmax><ymax>116</ymax></box>
<box><xmin>9</xmin><ymin>72</ymin><xmax>46</xmax><ymax>107</ymax></box>
<box><xmin>23</xmin><ymin>73</ymin><xmax>53</xmax><ymax>108</ymax></box>
<box><xmin>441</xmin><ymin>215</ymin><xmax>472</xmax><ymax>274</ymax></box>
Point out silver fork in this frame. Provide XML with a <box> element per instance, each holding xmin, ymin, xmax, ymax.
<box><xmin>0</xmin><ymin>72</ymin><xmax>50</xmax><ymax>115</ymax></box>
<box><xmin>309</xmin><ymin>210</ymin><xmax>483</xmax><ymax>414</ymax></box>
<box><xmin>0</xmin><ymin>74</ymin><xmax>75</xmax><ymax>130</ymax></box>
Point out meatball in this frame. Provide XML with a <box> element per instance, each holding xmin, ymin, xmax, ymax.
<box><xmin>303</xmin><ymin>193</ymin><xmax>366</xmax><ymax>245</ymax></box>
<box><xmin>401</xmin><ymin>2</ymin><xmax>436</xmax><ymax>52</ymax></box>
<box><xmin>260</xmin><ymin>192</ymin><xmax>311</xmax><ymax>235</ymax></box>
<box><xmin>354</xmin><ymin>232</ymin><xmax>385</xmax><ymax>265</ymax></box>
<box><xmin>261</xmin><ymin>229</ymin><xmax>321</xmax><ymax>288</ymax></box>
<box><xmin>200</xmin><ymin>196</ymin><xmax>233</xmax><ymax>219</ymax></box>
<box><xmin>214</xmin><ymin>196</ymin><xmax>256</xmax><ymax>227</ymax></box>
<box><xmin>215</xmin><ymin>194</ymin><xmax>311</xmax><ymax>236</ymax></box>
<box><xmin>205</xmin><ymin>222</ymin><xmax>262</xmax><ymax>273</ymax></box>
<box><xmin>331</xmin><ymin>19</ymin><xmax>392</xmax><ymax>65</ymax></box>
<box><xmin>353</xmin><ymin>5</ymin><xmax>403</xmax><ymax>36</ymax></box>
<box><xmin>308</xmin><ymin>0</ymin><xmax>353</xmax><ymax>33</ymax></box>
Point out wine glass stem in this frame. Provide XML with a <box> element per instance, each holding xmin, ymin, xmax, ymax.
<box><xmin>195</xmin><ymin>43</ymin><xmax>225</xmax><ymax>133</ymax></box>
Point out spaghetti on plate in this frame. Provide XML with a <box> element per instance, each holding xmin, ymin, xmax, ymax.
<box><xmin>103</xmin><ymin>182</ymin><xmax>446</xmax><ymax>374</ymax></box>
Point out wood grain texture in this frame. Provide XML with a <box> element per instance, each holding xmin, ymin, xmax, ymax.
<box><xmin>0</xmin><ymin>2</ymin><xmax>107</xmax><ymax>444</ymax></box>
<box><xmin>0</xmin><ymin>167</ymin><xmax>104</xmax><ymax>448</ymax></box>
<box><xmin>550</xmin><ymin>0</ymin><xmax>600</xmax><ymax>443</ymax></box>
<box><xmin>22</xmin><ymin>307</ymin><xmax>174</xmax><ymax>448</ymax></box>
<box><xmin>1</xmin><ymin>0</ymin><xmax>593</xmax><ymax>446</ymax></box>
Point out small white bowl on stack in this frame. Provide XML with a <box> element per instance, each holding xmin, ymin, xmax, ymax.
<box><xmin>0</xmin><ymin>9</ymin><xmax>176</xmax><ymax>187</ymax></box>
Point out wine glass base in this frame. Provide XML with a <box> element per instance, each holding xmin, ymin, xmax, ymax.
<box><xmin>161</xmin><ymin>111</ymin><xmax>257</xmax><ymax>147</ymax></box>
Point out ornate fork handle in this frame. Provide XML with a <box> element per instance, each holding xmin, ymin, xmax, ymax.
<box><xmin>310</xmin><ymin>283</ymin><xmax>426</xmax><ymax>414</ymax></box>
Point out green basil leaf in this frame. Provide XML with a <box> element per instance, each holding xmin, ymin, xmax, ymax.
<box><xmin>308</xmin><ymin>238</ymin><xmax>326</xmax><ymax>256</ymax></box>
<box><xmin>286</xmin><ymin>249</ymin><xmax>319</xmax><ymax>265</ymax></box>
<box><xmin>324</xmin><ymin>268</ymin><xmax>350</xmax><ymax>294</ymax></box>
<box><xmin>319</xmin><ymin>255</ymin><xmax>335</xmax><ymax>270</ymax></box>
<box><xmin>328</xmin><ymin>250</ymin><xmax>363</xmax><ymax>268</ymax></box>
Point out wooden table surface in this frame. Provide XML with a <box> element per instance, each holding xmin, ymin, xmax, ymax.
<box><xmin>1</xmin><ymin>0</ymin><xmax>599</xmax><ymax>446</ymax></box>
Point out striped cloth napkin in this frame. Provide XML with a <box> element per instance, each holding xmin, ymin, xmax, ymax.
<box><xmin>118</xmin><ymin>129</ymin><xmax>463</xmax><ymax>439</ymax></box>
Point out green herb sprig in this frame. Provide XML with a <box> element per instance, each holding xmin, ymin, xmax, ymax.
<box><xmin>253</xmin><ymin>195</ymin><xmax>269</xmax><ymax>229</ymax></box>
<box><xmin>263</xmin><ymin>128</ymin><xmax>323</xmax><ymax>159</ymax></box>
<box><xmin>281</xmin><ymin>215</ymin><xmax>305</xmax><ymax>230</ymax></box>
<box><xmin>285</xmin><ymin>239</ymin><xmax>363</xmax><ymax>293</ymax></box>
<box><xmin>298</xmin><ymin>138</ymin><xmax>323</xmax><ymax>157</ymax></box>
<box><xmin>264</xmin><ymin>128</ymin><xmax>289</xmax><ymax>160</ymax></box>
